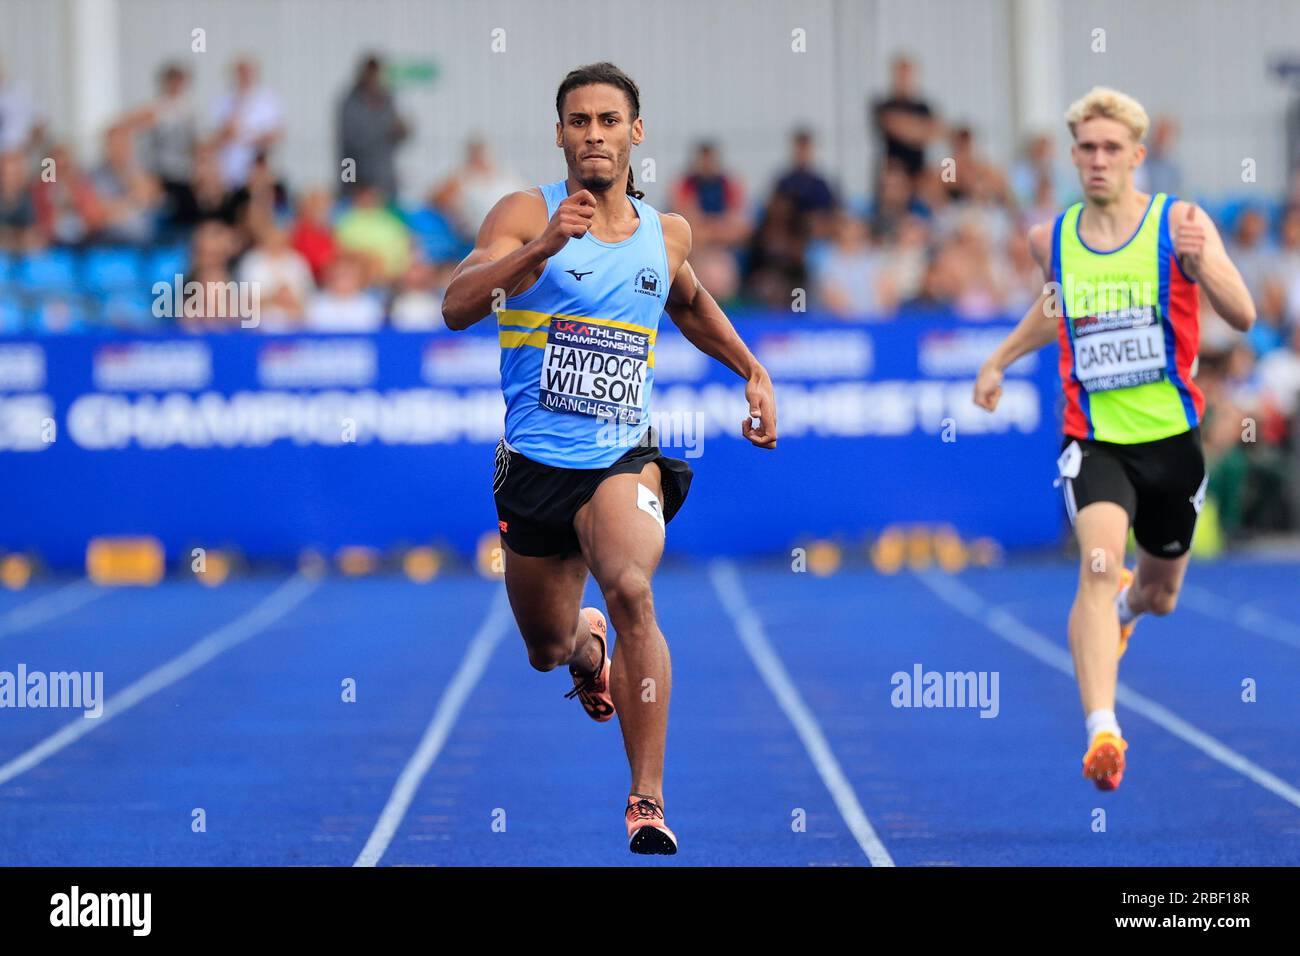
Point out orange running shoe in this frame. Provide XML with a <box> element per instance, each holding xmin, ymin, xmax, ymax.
<box><xmin>564</xmin><ymin>607</ymin><xmax>615</xmax><ymax>722</ymax></box>
<box><xmin>625</xmin><ymin>793</ymin><xmax>677</xmax><ymax>855</ymax></box>
<box><xmin>1082</xmin><ymin>731</ymin><xmax>1128</xmax><ymax>791</ymax></box>
<box><xmin>1117</xmin><ymin>567</ymin><xmax>1137</xmax><ymax>659</ymax></box>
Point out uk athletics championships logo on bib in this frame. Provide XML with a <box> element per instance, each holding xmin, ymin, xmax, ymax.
<box><xmin>539</xmin><ymin>318</ymin><xmax>649</xmax><ymax>425</ymax></box>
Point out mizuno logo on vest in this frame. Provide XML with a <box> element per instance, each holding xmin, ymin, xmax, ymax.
<box><xmin>565</xmin><ymin>269</ymin><xmax>594</xmax><ymax>281</ymax></box>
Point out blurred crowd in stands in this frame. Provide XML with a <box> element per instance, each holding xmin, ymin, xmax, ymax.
<box><xmin>1</xmin><ymin>52</ymin><xmax>1298</xmax><ymax>537</ymax></box>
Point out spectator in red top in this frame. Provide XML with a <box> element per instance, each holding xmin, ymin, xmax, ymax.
<box><xmin>290</xmin><ymin>187</ymin><xmax>337</xmax><ymax>283</ymax></box>
<box><xmin>671</xmin><ymin>141</ymin><xmax>748</xmax><ymax>249</ymax></box>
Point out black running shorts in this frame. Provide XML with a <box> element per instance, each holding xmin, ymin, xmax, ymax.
<box><xmin>1057</xmin><ymin>427</ymin><xmax>1208</xmax><ymax>558</ymax></box>
<box><xmin>492</xmin><ymin>428</ymin><xmax>694</xmax><ymax>558</ymax></box>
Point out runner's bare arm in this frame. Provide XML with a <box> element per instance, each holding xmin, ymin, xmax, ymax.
<box><xmin>1170</xmin><ymin>201</ymin><xmax>1255</xmax><ymax>332</ymax></box>
<box><xmin>974</xmin><ymin>223</ymin><xmax>1058</xmax><ymax>411</ymax></box>
<box><xmin>441</xmin><ymin>191</ymin><xmax>546</xmax><ymax>330</ymax></box>
<box><xmin>662</xmin><ymin>213</ymin><xmax>777</xmax><ymax>449</ymax></box>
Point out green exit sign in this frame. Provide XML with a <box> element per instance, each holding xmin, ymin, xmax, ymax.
<box><xmin>387</xmin><ymin>58</ymin><xmax>440</xmax><ymax>87</ymax></box>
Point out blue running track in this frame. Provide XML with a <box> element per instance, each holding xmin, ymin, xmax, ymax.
<box><xmin>1</xmin><ymin>557</ymin><xmax>1297</xmax><ymax>866</ymax></box>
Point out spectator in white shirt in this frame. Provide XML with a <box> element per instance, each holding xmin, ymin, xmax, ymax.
<box><xmin>0</xmin><ymin>59</ymin><xmax>41</xmax><ymax>153</ymax></box>
<box><xmin>814</xmin><ymin>211</ymin><xmax>885</xmax><ymax>319</ymax></box>
<box><xmin>306</xmin><ymin>255</ymin><xmax>384</xmax><ymax>333</ymax></box>
<box><xmin>429</xmin><ymin>138</ymin><xmax>526</xmax><ymax>242</ymax></box>
<box><xmin>389</xmin><ymin>259</ymin><xmax>447</xmax><ymax>331</ymax></box>
<box><xmin>209</xmin><ymin>57</ymin><xmax>284</xmax><ymax>189</ymax></box>
<box><xmin>239</xmin><ymin>218</ymin><xmax>315</xmax><ymax>332</ymax></box>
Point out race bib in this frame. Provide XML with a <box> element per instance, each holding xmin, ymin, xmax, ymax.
<box><xmin>539</xmin><ymin>317</ymin><xmax>649</xmax><ymax>424</ymax></box>
<box><xmin>1072</xmin><ymin>305</ymin><xmax>1167</xmax><ymax>392</ymax></box>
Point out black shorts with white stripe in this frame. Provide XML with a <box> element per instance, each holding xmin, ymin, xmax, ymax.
<box><xmin>1056</xmin><ymin>427</ymin><xmax>1207</xmax><ymax>558</ymax></box>
<box><xmin>492</xmin><ymin>427</ymin><xmax>694</xmax><ymax>559</ymax></box>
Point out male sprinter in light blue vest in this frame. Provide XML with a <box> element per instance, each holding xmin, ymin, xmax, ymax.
<box><xmin>442</xmin><ymin>62</ymin><xmax>778</xmax><ymax>854</ymax></box>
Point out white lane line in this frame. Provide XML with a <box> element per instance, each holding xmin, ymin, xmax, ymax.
<box><xmin>708</xmin><ymin>560</ymin><xmax>895</xmax><ymax>867</ymax></box>
<box><xmin>0</xmin><ymin>574</ymin><xmax>320</xmax><ymax>789</ymax></box>
<box><xmin>1181</xmin><ymin>586</ymin><xmax>1300</xmax><ymax>652</ymax></box>
<box><xmin>917</xmin><ymin>571</ymin><xmax>1300</xmax><ymax>812</ymax></box>
<box><xmin>0</xmin><ymin>580</ymin><xmax>108</xmax><ymax>640</ymax></box>
<box><xmin>354</xmin><ymin>585</ymin><xmax>511</xmax><ymax>867</ymax></box>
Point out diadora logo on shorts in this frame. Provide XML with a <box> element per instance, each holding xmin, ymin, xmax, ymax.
<box><xmin>633</xmin><ymin>267</ymin><xmax>662</xmax><ymax>296</ymax></box>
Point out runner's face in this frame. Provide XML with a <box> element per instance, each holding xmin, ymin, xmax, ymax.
<box><xmin>556</xmin><ymin>84</ymin><xmax>642</xmax><ymax>192</ymax></box>
<box><xmin>1071</xmin><ymin>117</ymin><xmax>1146</xmax><ymax>203</ymax></box>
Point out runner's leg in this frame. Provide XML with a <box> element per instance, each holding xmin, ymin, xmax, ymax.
<box><xmin>501</xmin><ymin>540</ymin><xmax>601</xmax><ymax>674</ymax></box>
<box><xmin>574</xmin><ymin>461</ymin><xmax>669</xmax><ymax>802</ymax></box>
<box><xmin>1126</xmin><ymin>546</ymin><xmax>1192</xmax><ymax>618</ymax></box>
<box><xmin>1125</xmin><ymin>431</ymin><xmax>1204</xmax><ymax>620</ymax></box>
<box><xmin>1069</xmin><ymin>501</ymin><xmax>1130</xmax><ymax>716</ymax></box>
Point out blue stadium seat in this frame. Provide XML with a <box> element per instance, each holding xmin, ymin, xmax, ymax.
<box><xmin>146</xmin><ymin>245</ymin><xmax>189</xmax><ymax>286</ymax></box>
<box><xmin>1196</xmin><ymin>195</ymin><xmax>1273</xmax><ymax>237</ymax></box>
<box><xmin>102</xmin><ymin>290</ymin><xmax>166</xmax><ymax>331</ymax></box>
<box><xmin>82</xmin><ymin>247</ymin><xmax>144</xmax><ymax>294</ymax></box>
<box><xmin>30</xmin><ymin>292</ymin><xmax>94</xmax><ymax>333</ymax></box>
<box><xmin>403</xmin><ymin>207</ymin><xmax>468</xmax><ymax>261</ymax></box>
<box><xmin>0</xmin><ymin>295</ymin><xmax>25</xmax><ymax>333</ymax></box>
<box><xmin>17</xmin><ymin>248</ymin><xmax>79</xmax><ymax>292</ymax></box>
<box><xmin>1267</xmin><ymin>200</ymin><xmax>1288</xmax><ymax>240</ymax></box>
<box><xmin>803</xmin><ymin>237</ymin><xmax>832</xmax><ymax>276</ymax></box>
<box><xmin>0</xmin><ymin>253</ymin><xmax>18</xmax><ymax>303</ymax></box>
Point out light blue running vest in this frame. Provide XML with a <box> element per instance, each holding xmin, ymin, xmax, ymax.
<box><xmin>496</xmin><ymin>179</ymin><xmax>670</xmax><ymax>468</ymax></box>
